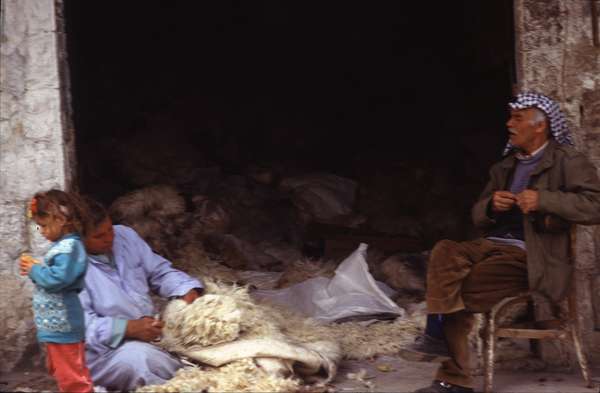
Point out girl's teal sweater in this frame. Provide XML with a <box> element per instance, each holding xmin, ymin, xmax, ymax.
<box><xmin>29</xmin><ymin>233</ymin><xmax>88</xmax><ymax>343</ymax></box>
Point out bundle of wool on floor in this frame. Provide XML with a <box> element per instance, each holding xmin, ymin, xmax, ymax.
<box><xmin>140</xmin><ymin>281</ymin><xmax>341</xmax><ymax>392</ymax></box>
<box><xmin>137</xmin><ymin>358</ymin><xmax>301</xmax><ymax>393</ymax></box>
<box><xmin>139</xmin><ymin>280</ymin><xmax>425</xmax><ymax>392</ymax></box>
<box><xmin>188</xmin><ymin>281</ymin><xmax>424</xmax><ymax>359</ymax></box>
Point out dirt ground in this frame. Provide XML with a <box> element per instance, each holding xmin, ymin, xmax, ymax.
<box><xmin>2</xmin><ymin>355</ymin><xmax>599</xmax><ymax>393</ymax></box>
<box><xmin>0</xmin><ymin>370</ymin><xmax>56</xmax><ymax>392</ymax></box>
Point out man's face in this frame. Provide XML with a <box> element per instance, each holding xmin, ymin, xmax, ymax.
<box><xmin>506</xmin><ymin>108</ymin><xmax>547</xmax><ymax>152</ymax></box>
<box><xmin>84</xmin><ymin>217</ymin><xmax>115</xmax><ymax>254</ymax></box>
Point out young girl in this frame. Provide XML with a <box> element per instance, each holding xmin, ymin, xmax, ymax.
<box><xmin>19</xmin><ymin>189</ymin><xmax>94</xmax><ymax>393</ymax></box>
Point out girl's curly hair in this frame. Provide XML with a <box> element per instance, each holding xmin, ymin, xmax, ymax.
<box><xmin>29</xmin><ymin>189</ymin><xmax>90</xmax><ymax>236</ymax></box>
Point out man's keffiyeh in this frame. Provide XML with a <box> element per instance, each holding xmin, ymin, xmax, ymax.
<box><xmin>503</xmin><ymin>92</ymin><xmax>574</xmax><ymax>155</ymax></box>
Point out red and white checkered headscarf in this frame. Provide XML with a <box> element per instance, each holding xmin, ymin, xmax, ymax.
<box><xmin>503</xmin><ymin>92</ymin><xmax>574</xmax><ymax>155</ymax></box>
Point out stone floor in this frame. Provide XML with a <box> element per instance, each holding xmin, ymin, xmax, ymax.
<box><xmin>1</xmin><ymin>355</ymin><xmax>599</xmax><ymax>393</ymax></box>
<box><xmin>336</xmin><ymin>355</ymin><xmax>599</xmax><ymax>393</ymax></box>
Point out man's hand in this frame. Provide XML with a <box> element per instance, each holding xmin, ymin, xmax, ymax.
<box><xmin>125</xmin><ymin>316</ymin><xmax>163</xmax><ymax>342</ymax></box>
<box><xmin>19</xmin><ymin>255</ymin><xmax>39</xmax><ymax>276</ymax></box>
<box><xmin>181</xmin><ymin>288</ymin><xmax>203</xmax><ymax>304</ymax></box>
<box><xmin>492</xmin><ymin>191</ymin><xmax>517</xmax><ymax>212</ymax></box>
<box><xmin>516</xmin><ymin>190</ymin><xmax>539</xmax><ymax>214</ymax></box>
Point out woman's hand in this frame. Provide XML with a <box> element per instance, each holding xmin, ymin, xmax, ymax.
<box><xmin>125</xmin><ymin>316</ymin><xmax>164</xmax><ymax>342</ymax></box>
<box><xmin>181</xmin><ymin>288</ymin><xmax>204</xmax><ymax>304</ymax></box>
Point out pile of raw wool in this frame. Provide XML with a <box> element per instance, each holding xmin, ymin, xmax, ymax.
<box><xmin>172</xmin><ymin>244</ymin><xmax>241</xmax><ymax>285</ymax></box>
<box><xmin>141</xmin><ymin>281</ymin><xmax>340</xmax><ymax>392</ymax></box>
<box><xmin>137</xmin><ymin>358</ymin><xmax>301</xmax><ymax>393</ymax></box>
<box><xmin>107</xmin><ymin>184</ymin><xmax>298</xmax><ymax>274</ymax></box>
<box><xmin>109</xmin><ymin>185</ymin><xmax>188</xmax><ymax>261</ymax></box>
<box><xmin>202</xmin><ymin>280</ymin><xmax>425</xmax><ymax>360</ymax></box>
<box><xmin>108</xmin><ymin>186</ymin><xmax>244</xmax><ymax>281</ymax></box>
<box><xmin>139</xmin><ymin>280</ymin><xmax>424</xmax><ymax>392</ymax></box>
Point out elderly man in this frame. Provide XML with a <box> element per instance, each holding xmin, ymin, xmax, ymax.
<box><xmin>79</xmin><ymin>198</ymin><xmax>204</xmax><ymax>391</ymax></box>
<box><xmin>402</xmin><ymin>92</ymin><xmax>600</xmax><ymax>393</ymax></box>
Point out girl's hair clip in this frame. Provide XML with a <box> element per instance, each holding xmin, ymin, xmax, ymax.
<box><xmin>59</xmin><ymin>205</ymin><xmax>69</xmax><ymax>217</ymax></box>
<box><xmin>27</xmin><ymin>197</ymin><xmax>38</xmax><ymax>219</ymax></box>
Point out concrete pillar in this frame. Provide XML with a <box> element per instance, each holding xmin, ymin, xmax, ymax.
<box><xmin>514</xmin><ymin>0</ymin><xmax>600</xmax><ymax>365</ymax></box>
<box><xmin>0</xmin><ymin>0</ymin><xmax>74</xmax><ymax>372</ymax></box>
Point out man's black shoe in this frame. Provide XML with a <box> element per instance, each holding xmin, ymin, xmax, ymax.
<box><xmin>413</xmin><ymin>380</ymin><xmax>474</xmax><ymax>393</ymax></box>
<box><xmin>399</xmin><ymin>334</ymin><xmax>451</xmax><ymax>363</ymax></box>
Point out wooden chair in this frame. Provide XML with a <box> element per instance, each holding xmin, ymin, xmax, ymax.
<box><xmin>482</xmin><ymin>228</ymin><xmax>593</xmax><ymax>393</ymax></box>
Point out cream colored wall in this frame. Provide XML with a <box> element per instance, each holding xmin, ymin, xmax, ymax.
<box><xmin>0</xmin><ymin>0</ymin><xmax>73</xmax><ymax>371</ymax></box>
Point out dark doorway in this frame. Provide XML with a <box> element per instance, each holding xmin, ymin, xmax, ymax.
<box><xmin>64</xmin><ymin>1</ymin><xmax>515</xmax><ymax>247</ymax></box>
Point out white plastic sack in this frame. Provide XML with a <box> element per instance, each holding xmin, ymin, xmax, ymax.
<box><xmin>253</xmin><ymin>243</ymin><xmax>404</xmax><ymax>323</ymax></box>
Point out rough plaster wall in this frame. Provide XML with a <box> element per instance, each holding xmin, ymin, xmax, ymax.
<box><xmin>515</xmin><ymin>0</ymin><xmax>600</xmax><ymax>364</ymax></box>
<box><xmin>0</xmin><ymin>0</ymin><xmax>71</xmax><ymax>372</ymax></box>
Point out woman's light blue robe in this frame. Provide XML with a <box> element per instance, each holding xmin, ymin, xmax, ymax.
<box><xmin>79</xmin><ymin>225</ymin><xmax>203</xmax><ymax>391</ymax></box>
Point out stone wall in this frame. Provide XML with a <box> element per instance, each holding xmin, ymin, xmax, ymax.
<box><xmin>514</xmin><ymin>0</ymin><xmax>600</xmax><ymax>364</ymax></box>
<box><xmin>0</xmin><ymin>0</ymin><xmax>73</xmax><ymax>372</ymax></box>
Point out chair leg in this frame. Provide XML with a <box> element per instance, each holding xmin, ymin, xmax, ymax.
<box><xmin>569</xmin><ymin>323</ymin><xmax>593</xmax><ymax>388</ymax></box>
<box><xmin>567</xmin><ymin>278</ymin><xmax>593</xmax><ymax>389</ymax></box>
<box><xmin>484</xmin><ymin>313</ymin><xmax>496</xmax><ymax>393</ymax></box>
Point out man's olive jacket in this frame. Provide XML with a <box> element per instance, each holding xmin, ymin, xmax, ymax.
<box><xmin>472</xmin><ymin>140</ymin><xmax>600</xmax><ymax>302</ymax></box>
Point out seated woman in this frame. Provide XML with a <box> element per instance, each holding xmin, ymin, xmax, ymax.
<box><xmin>79</xmin><ymin>197</ymin><xmax>204</xmax><ymax>391</ymax></box>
